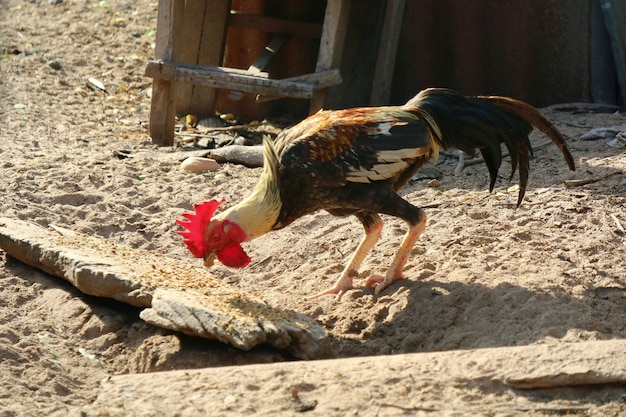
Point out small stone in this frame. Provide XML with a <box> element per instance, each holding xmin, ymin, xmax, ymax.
<box><xmin>48</xmin><ymin>60</ymin><xmax>62</xmax><ymax>70</ymax></box>
<box><xmin>223</xmin><ymin>395</ymin><xmax>237</xmax><ymax>406</ymax></box>
<box><xmin>427</xmin><ymin>179</ymin><xmax>441</xmax><ymax>188</ymax></box>
<box><xmin>180</xmin><ymin>156</ymin><xmax>220</xmax><ymax>173</ymax></box>
<box><xmin>87</xmin><ymin>77</ymin><xmax>106</xmax><ymax>92</ymax></box>
<box><xmin>196</xmin><ymin>137</ymin><xmax>212</xmax><ymax>148</ymax></box>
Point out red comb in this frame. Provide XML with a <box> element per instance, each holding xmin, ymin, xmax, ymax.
<box><xmin>176</xmin><ymin>198</ymin><xmax>225</xmax><ymax>257</ymax></box>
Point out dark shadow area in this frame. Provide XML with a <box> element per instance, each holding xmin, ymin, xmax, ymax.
<box><xmin>2</xmin><ymin>255</ymin><xmax>294</xmax><ymax>375</ymax></box>
<box><xmin>324</xmin><ymin>276</ymin><xmax>625</xmax><ymax>357</ymax></box>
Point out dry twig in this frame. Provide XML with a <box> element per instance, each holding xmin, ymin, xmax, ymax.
<box><xmin>563</xmin><ymin>171</ymin><xmax>621</xmax><ymax>188</ymax></box>
<box><xmin>374</xmin><ymin>402</ymin><xmax>591</xmax><ymax>415</ymax></box>
<box><xmin>610</xmin><ymin>214</ymin><xmax>625</xmax><ymax>233</ymax></box>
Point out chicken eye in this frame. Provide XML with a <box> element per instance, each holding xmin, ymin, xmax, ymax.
<box><xmin>212</xmin><ymin>233</ymin><xmax>220</xmax><ymax>241</ymax></box>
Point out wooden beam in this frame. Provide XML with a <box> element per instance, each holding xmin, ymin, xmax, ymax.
<box><xmin>283</xmin><ymin>69</ymin><xmax>342</xmax><ymax>87</ymax></box>
<box><xmin>148</xmin><ymin>0</ymin><xmax>181</xmax><ymax>146</ymax></box>
<box><xmin>229</xmin><ymin>34</ymin><xmax>291</xmax><ymax>101</ymax></box>
<box><xmin>93</xmin><ymin>340</ymin><xmax>626</xmax><ymax>414</ymax></box>
<box><xmin>310</xmin><ymin>0</ymin><xmax>351</xmax><ymax>112</ymax></box>
<box><xmin>146</xmin><ymin>60</ymin><xmax>341</xmax><ymax>88</ymax></box>
<box><xmin>145</xmin><ymin>60</ymin><xmax>341</xmax><ymax>99</ymax></box>
<box><xmin>153</xmin><ymin>0</ymin><xmax>178</xmax><ymax>59</ymax></box>
<box><xmin>228</xmin><ymin>11</ymin><xmax>323</xmax><ymax>39</ymax></box>
<box><xmin>370</xmin><ymin>0</ymin><xmax>405</xmax><ymax>105</ymax></box>
<box><xmin>256</xmin><ymin>69</ymin><xmax>343</xmax><ymax>102</ymax></box>
<box><xmin>249</xmin><ymin>34</ymin><xmax>291</xmax><ymax>74</ymax></box>
<box><xmin>146</xmin><ymin>60</ymin><xmax>268</xmax><ymax>79</ymax></box>
<box><xmin>173</xmin><ymin>0</ymin><xmax>213</xmax><ymax>115</ymax></box>
<box><xmin>189</xmin><ymin>0</ymin><xmax>230</xmax><ymax>117</ymax></box>
<box><xmin>0</xmin><ymin>217</ymin><xmax>329</xmax><ymax>358</ymax></box>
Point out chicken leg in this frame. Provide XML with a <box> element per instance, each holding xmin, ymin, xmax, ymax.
<box><xmin>365</xmin><ymin>213</ymin><xmax>427</xmax><ymax>296</ymax></box>
<box><xmin>311</xmin><ymin>212</ymin><xmax>383</xmax><ymax>300</ymax></box>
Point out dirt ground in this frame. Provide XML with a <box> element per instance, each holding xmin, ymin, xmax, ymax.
<box><xmin>1</xmin><ymin>1</ymin><xmax>625</xmax><ymax>416</ymax></box>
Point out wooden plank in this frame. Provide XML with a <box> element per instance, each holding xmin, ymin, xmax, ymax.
<box><xmin>0</xmin><ymin>217</ymin><xmax>330</xmax><ymax>359</ymax></box>
<box><xmin>229</xmin><ymin>34</ymin><xmax>291</xmax><ymax>100</ymax></box>
<box><xmin>229</xmin><ymin>11</ymin><xmax>324</xmax><ymax>39</ymax></box>
<box><xmin>149</xmin><ymin>0</ymin><xmax>181</xmax><ymax>146</ymax></box>
<box><xmin>310</xmin><ymin>0</ymin><xmax>351</xmax><ymax>112</ymax></box>
<box><xmin>255</xmin><ymin>69</ymin><xmax>343</xmax><ymax>102</ymax></box>
<box><xmin>145</xmin><ymin>60</ymin><xmax>269</xmax><ymax>79</ymax></box>
<box><xmin>601</xmin><ymin>0</ymin><xmax>626</xmax><ymax>103</ymax></box>
<box><xmin>91</xmin><ymin>340</ymin><xmax>626</xmax><ymax>415</ymax></box>
<box><xmin>249</xmin><ymin>34</ymin><xmax>291</xmax><ymax>74</ymax></box>
<box><xmin>172</xmin><ymin>0</ymin><xmax>212</xmax><ymax>115</ymax></box>
<box><xmin>149</xmin><ymin>78</ymin><xmax>177</xmax><ymax>145</ymax></box>
<box><xmin>283</xmin><ymin>69</ymin><xmax>342</xmax><ymax>87</ymax></box>
<box><xmin>189</xmin><ymin>0</ymin><xmax>231</xmax><ymax>117</ymax></box>
<box><xmin>369</xmin><ymin>0</ymin><xmax>405</xmax><ymax>105</ymax></box>
<box><xmin>153</xmin><ymin>0</ymin><xmax>177</xmax><ymax>59</ymax></box>
<box><xmin>145</xmin><ymin>60</ymin><xmax>320</xmax><ymax>98</ymax></box>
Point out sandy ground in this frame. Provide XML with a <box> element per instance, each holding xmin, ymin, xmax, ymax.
<box><xmin>1</xmin><ymin>1</ymin><xmax>626</xmax><ymax>416</ymax></box>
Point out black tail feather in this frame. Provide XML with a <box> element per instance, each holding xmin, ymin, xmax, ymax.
<box><xmin>403</xmin><ymin>88</ymin><xmax>575</xmax><ymax>206</ymax></box>
<box><xmin>479</xmin><ymin>146</ymin><xmax>500</xmax><ymax>192</ymax></box>
<box><xmin>516</xmin><ymin>139</ymin><xmax>531</xmax><ymax>206</ymax></box>
<box><xmin>481</xmin><ymin>95</ymin><xmax>576</xmax><ymax>172</ymax></box>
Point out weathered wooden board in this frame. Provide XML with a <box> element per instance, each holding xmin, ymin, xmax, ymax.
<box><xmin>0</xmin><ymin>217</ymin><xmax>329</xmax><ymax>359</ymax></box>
<box><xmin>369</xmin><ymin>0</ymin><xmax>405</xmax><ymax>105</ymax></box>
<box><xmin>89</xmin><ymin>339</ymin><xmax>626</xmax><ymax>416</ymax></box>
<box><xmin>310</xmin><ymin>0</ymin><xmax>351</xmax><ymax>113</ymax></box>
<box><xmin>145</xmin><ymin>61</ymin><xmax>309</xmax><ymax>97</ymax></box>
<box><xmin>148</xmin><ymin>0</ymin><xmax>179</xmax><ymax>146</ymax></box>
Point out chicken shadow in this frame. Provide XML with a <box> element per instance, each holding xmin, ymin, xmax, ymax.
<box><xmin>325</xmin><ymin>135</ymin><xmax>626</xmax><ymax>356</ymax></box>
<box><xmin>330</xmin><ymin>277</ymin><xmax>625</xmax><ymax>356</ymax></box>
<box><xmin>328</xmin><ymin>276</ymin><xmax>626</xmax><ymax>408</ymax></box>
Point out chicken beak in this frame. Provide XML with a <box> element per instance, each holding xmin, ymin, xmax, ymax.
<box><xmin>203</xmin><ymin>252</ymin><xmax>217</xmax><ymax>268</ymax></box>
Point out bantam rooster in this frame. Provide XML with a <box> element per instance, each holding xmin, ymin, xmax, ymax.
<box><xmin>177</xmin><ymin>88</ymin><xmax>575</xmax><ymax>298</ymax></box>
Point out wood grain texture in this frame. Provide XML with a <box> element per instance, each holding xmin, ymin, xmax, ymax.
<box><xmin>0</xmin><ymin>217</ymin><xmax>329</xmax><ymax>359</ymax></box>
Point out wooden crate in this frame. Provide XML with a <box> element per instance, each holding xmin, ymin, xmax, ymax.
<box><xmin>145</xmin><ymin>0</ymin><xmax>404</xmax><ymax>146</ymax></box>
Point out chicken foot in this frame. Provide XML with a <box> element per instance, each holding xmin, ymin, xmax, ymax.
<box><xmin>365</xmin><ymin>213</ymin><xmax>427</xmax><ymax>296</ymax></box>
<box><xmin>311</xmin><ymin>213</ymin><xmax>383</xmax><ymax>300</ymax></box>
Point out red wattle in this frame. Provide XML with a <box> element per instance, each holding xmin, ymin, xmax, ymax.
<box><xmin>217</xmin><ymin>242</ymin><xmax>251</xmax><ymax>268</ymax></box>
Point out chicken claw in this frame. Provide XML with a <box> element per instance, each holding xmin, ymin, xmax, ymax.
<box><xmin>365</xmin><ymin>273</ymin><xmax>405</xmax><ymax>297</ymax></box>
<box><xmin>309</xmin><ymin>285</ymin><xmax>351</xmax><ymax>301</ymax></box>
<box><xmin>310</xmin><ymin>270</ymin><xmax>358</xmax><ymax>300</ymax></box>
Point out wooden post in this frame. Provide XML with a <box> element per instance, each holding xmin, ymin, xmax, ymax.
<box><xmin>310</xmin><ymin>0</ymin><xmax>351</xmax><ymax>113</ymax></box>
<box><xmin>370</xmin><ymin>0</ymin><xmax>405</xmax><ymax>105</ymax></box>
<box><xmin>173</xmin><ymin>0</ymin><xmax>214</xmax><ymax>115</ymax></box>
<box><xmin>148</xmin><ymin>0</ymin><xmax>230</xmax><ymax>145</ymax></box>
<box><xmin>148</xmin><ymin>0</ymin><xmax>182</xmax><ymax>146</ymax></box>
<box><xmin>188</xmin><ymin>0</ymin><xmax>231</xmax><ymax>116</ymax></box>
<box><xmin>147</xmin><ymin>0</ymin><xmax>348</xmax><ymax>144</ymax></box>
